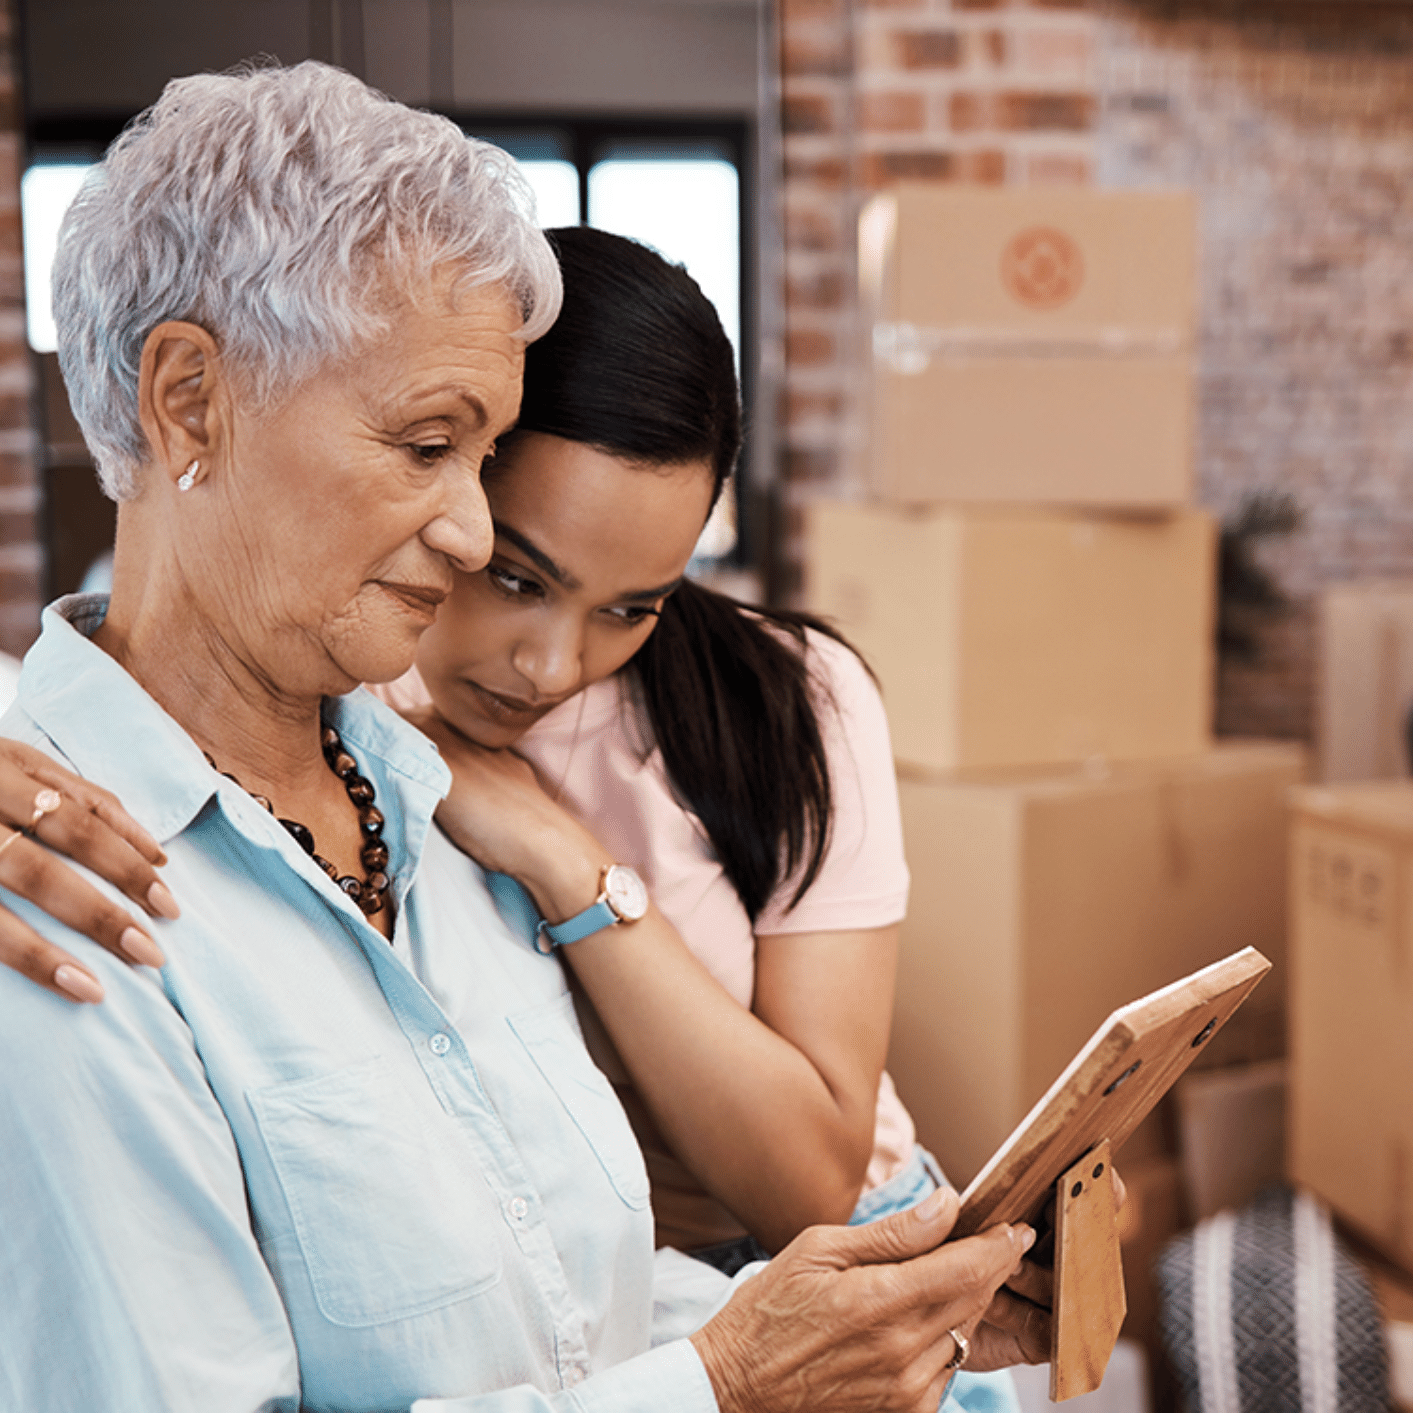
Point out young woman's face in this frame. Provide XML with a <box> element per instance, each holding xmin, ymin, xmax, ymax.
<box><xmin>414</xmin><ymin>430</ymin><xmax>716</xmax><ymax>747</ymax></box>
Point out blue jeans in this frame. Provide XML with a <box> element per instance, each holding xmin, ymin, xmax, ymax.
<box><xmin>852</xmin><ymin>1147</ymin><xmax>1023</xmax><ymax>1413</ymax></box>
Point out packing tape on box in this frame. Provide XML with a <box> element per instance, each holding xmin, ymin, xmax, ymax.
<box><xmin>873</xmin><ymin>321</ymin><xmax>1190</xmax><ymax>375</ymax></box>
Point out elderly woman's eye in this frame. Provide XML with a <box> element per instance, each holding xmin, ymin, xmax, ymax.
<box><xmin>409</xmin><ymin>443</ymin><xmax>451</xmax><ymax>464</ymax></box>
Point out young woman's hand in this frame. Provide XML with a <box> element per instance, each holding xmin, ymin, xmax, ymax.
<box><xmin>0</xmin><ymin>739</ymin><xmax>177</xmax><ymax>1002</ymax></box>
<box><xmin>409</xmin><ymin>709</ymin><xmax>612</xmax><ymax>920</ymax></box>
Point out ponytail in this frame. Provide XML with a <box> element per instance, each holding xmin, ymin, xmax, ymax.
<box><xmin>629</xmin><ymin>580</ymin><xmax>867</xmax><ymax>924</ymax></box>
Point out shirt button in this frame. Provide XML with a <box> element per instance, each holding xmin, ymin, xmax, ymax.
<box><xmin>565</xmin><ymin>1368</ymin><xmax>586</xmax><ymax>1387</ymax></box>
<box><xmin>429</xmin><ymin>1032</ymin><xmax>451</xmax><ymax>1056</ymax></box>
<box><xmin>508</xmin><ymin>1196</ymin><xmax>529</xmax><ymax>1221</ymax></box>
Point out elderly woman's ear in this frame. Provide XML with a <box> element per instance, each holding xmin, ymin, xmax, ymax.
<box><xmin>136</xmin><ymin>320</ymin><xmax>228</xmax><ymax>494</ymax></box>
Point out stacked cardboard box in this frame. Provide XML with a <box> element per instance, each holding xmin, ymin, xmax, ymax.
<box><xmin>1287</xmin><ymin>784</ymin><xmax>1413</xmax><ymax>1274</ymax></box>
<box><xmin>807</xmin><ymin>188</ymin><xmax>1306</xmax><ymax>1390</ymax></box>
<box><xmin>1318</xmin><ymin>581</ymin><xmax>1413</xmax><ymax>783</ymax></box>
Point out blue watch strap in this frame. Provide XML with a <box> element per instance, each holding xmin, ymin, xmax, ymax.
<box><xmin>538</xmin><ymin>898</ymin><xmax>619</xmax><ymax>949</ymax></box>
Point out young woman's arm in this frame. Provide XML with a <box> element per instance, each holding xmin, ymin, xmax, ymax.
<box><xmin>0</xmin><ymin>739</ymin><xmax>175</xmax><ymax>1000</ymax></box>
<box><xmin>419</xmin><ymin>713</ymin><xmax>893</xmax><ymax>1251</ymax></box>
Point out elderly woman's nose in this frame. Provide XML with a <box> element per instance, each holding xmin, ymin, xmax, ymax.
<box><xmin>511</xmin><ymin>624</ymin><xmax>584</xmax><ymax>699</ymax></box>
<box><xmin>420</xmin><ymin>470</ymin><xmax>495</xmax><ymax>573</ymax></box>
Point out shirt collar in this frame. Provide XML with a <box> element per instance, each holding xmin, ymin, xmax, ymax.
<box><xmin>19</xmin><ymin>596</ymin><xmax>452</xmax><ymax>848</ymax></box>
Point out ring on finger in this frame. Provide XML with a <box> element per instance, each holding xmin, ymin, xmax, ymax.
<box><xmin>0</xmin><ymin>825</ymin><xmax>23</xmax><ymax>859</ymax></box>
<box><xmin>24</xmin><ymin>787</ymin><xmax>61</xmax><ymax>834</ymax></box>
<box><xmin>945</xmin><ymin>1327</ymin><xmax>970</xmax><ymax>1371</ymax></box>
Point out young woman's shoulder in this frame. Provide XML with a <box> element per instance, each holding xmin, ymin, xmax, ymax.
<box><xmin>751</xmin><ymin>618</ymin><xmax>908</xmax><ymax>936</ymax></box>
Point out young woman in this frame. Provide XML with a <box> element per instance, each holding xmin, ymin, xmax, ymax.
<box><xmin>7</xmin><ymin>227</ymin><xmax>977</xmax><ymax>1288</ymax></box>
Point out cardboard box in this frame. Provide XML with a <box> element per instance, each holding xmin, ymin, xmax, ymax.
<box><xmin>806</xmin><ymin>501</ymin><xmax>1215</xmax><ymax>772</ymax></box>
<box><xmin>1175</xmin><ymin>1060</ymin><xmax>1287</xmax><ymax>1221</ymax></box>
<box><xmin>1318</xmin><ymin>581</ymin><xmax>1413</xmax><ymax>782</ymax></box>
<box><xmin>1288</xmin><ymin>784</ymin><xmax>1413</xmax><ymax>1273</ymax></box>
<box><xmin>860</xmin><ymin>186</ymin><xmax>1197</xmax><ymax>508</ymax></box>
<box><xmin>888</xmin><ymin>742</ymin><xmax>1304</xmax><ymax>1190</ymax></box>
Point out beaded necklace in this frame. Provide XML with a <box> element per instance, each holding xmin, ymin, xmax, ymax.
<box><xmin>204</xmin><ymin>723</ymin><xmax>390</xmax><ymax>917</ymax></box>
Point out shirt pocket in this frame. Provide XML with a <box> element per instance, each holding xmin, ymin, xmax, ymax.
<box><xmin>509</xmin><ymin>995</ymin><xmax>652</xmax><ymax>1211</ymax></box>
<box><xmin>248</xmin><ymin>1058</ymin><xmax>502</xmax><ymax>1327</ymax></box>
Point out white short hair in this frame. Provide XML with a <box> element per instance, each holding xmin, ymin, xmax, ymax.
<box><xmin>53</xmin><ymin>61</ymin><xmax>563</xmax><ymax>500</ymax></box>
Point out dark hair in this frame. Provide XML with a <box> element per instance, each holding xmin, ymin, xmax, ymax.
<box><xmin>513</xmin><ymin>226</ymin><xmax>861</xmax><ymax>922</ymax></box>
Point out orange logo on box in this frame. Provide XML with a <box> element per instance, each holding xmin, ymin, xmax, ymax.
<box><xmin>1000</xmin><ymin>227</ymin><xmax>1084</xmax><ymax>310</ymax></box>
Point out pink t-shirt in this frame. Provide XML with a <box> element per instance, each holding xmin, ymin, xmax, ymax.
<box><xmin>375</xmin><ymin>628</ymin><xmax>915</xmax><ymax>1249</ymax></box>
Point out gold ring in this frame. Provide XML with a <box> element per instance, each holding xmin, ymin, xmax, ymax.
<box><xmin>27</xmin><ymin>788</ymin><xmax>61</xmax><ymax>831</ymax></box>
<box><xmin>945</xmin><ymin>1327</ymin><xmax>970</xmax><ymax>1371</ymax></box>
<box><xmin>0</xmin><ymin>826</ymin><xmax>24</xmax><ymax>859</ymax></box>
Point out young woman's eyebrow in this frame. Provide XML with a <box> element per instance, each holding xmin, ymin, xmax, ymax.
<box><xmin>618</xmin><ymin>578</ymin><xmax>684</xmax><ymax>603</ymax></box>
<box><xmin>491</xmin><ymin>521</ymin><xmax>581</xmax><ymax>590</ymax></box>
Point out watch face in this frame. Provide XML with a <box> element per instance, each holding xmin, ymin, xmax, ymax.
<box><xmin>603</xmin><ymin>864</ymin><xmax>649</xmax><ymax>922</ymax></box>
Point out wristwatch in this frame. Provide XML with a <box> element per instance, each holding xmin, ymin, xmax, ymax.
<box><xmin>535</xmin><ymin>863</ymin><xmax>649</xmax><ymax>952</ymax></box>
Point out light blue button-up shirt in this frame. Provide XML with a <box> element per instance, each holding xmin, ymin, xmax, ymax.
<box><xmin>0</xmin><ymin>598</ymin><xmax>729</xmax><ymax>1413</ymax></box>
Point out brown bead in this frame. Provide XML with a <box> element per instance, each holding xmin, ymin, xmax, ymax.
<box><xmin>346</xmin><ymin>776</ymin><xmax>375</xmax><ymax>807</ymax></box>
<box><xmin>361</xmin><ymin>840</ymin><xmax>390</xmax><ymax>872</ymax></box>
<box><xmin>338</xmin><ymin>875</ymin><xmax>363</xmax><ymax>899</ymax></box>
<box><xmin>365</xmin><ymin>871</ymin><xmax>389</xmax><ymax>896</ymax></box>
<box><xmin>332</xmin><ymin>752</ymin><xmax>358</xmax><ymax>780</ymax></box>
<box><xmin>321</xmin><ymin>725</ymin><xmax>341</xmax><ymax>753</ymax></box>
<box><xmin>360</xmin><ymin>807</ymin><xmax>385</xmax><ymax>838</ymax></box>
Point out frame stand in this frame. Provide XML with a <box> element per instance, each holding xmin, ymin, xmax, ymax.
<box><xmin>1049</xmin><ymin>1139</ymin><xmax>1126</xmax><ymax>1402</ymax></box>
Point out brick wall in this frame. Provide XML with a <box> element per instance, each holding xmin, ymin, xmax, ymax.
<box><xmin>778</xmin><ymin>0</ymin><xmax>1101</xmax><ymax>596</ymax></box>
<box><xmin>1098</xmin><ymin>1</ymin><xmax>1413</xmax><ymax>740</ymax></box>
<box><xmin>0</xmin><ymin>0</ymin><xmax>39</xmax><ymax>659</ymax></box>
<box><xmin>778</xmin><ymin>0</ymin><xmax>1413</xmax><ymax>743</ymax></box>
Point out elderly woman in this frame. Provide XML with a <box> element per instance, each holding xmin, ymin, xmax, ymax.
<box><xmin>0</xmin><ymin>64</ymin><xmax>1045</xmax><ymax>1412</ymax></box>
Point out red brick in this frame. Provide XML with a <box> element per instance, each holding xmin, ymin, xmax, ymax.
<box><xmin>858</xmin><ymin>90</ymin><xmax>926</xmax><ymax>132</ymax></box>
<box><xmin>782</xmin><ymin>31</ymin><xmax>850</xmax><ymax>78</ymax></box>
<box><xmin>785</xmin><ymin>328</ymin><xmax>836</xmax><ymax>366</ymax></box>
<box><xmin>1024</xmin><ymin>151</ymin><xmax>1092</xmax><ymax>185</ymax></box>
<box><xmin>962</xmin><ymin>149</ymin><xmax>1007</xmax><ymax>183</ymax></box>
<box><xmin>1017</xmin><ymin>28</ymin><xmax>1094</xmax><ymax>73</ymax></box>
<box><xmin>782</xmin><ymin>93</ymin><xmax>839</xmax><ymax>135</ymax></box>
<box><xmin>783</xmin><ymin>204</ymin><xmax>842</xmax><ymax>252</ymax></box>
<box><xmin>0</xmin><ymin>451</ymin><xmax>35</xmax><ymax>487</ymax></box>
<box><xmin>782</xmin><ymin>390</ymin><xmax>845</xmax><ymax>425</ymax></box>
<box><xmin>0</xmin><ymin>508</ymin><xmax>35</xmax><ymax>545</ymax></box>
<box><xmin>786</xmin><ymin>267</ymin><xmax>847</xmax><ymax>309</ymax></box>
<box><xmin>783</xmin><ymin>448</ymin><xmax>839</xmax><ymax>484</ymax></box>
<box><xmin>983</xmin><ymin>29</ymin><xmax>1008</xmax><ymax>65</ymax></box>
<box><xmin>894</xmin><ymin>30</ymin><xmax>963</xmax><ymax>70</ymax></box>
<box><xmin>783</xmin><ymin>152</ymin><xmax>848</xmax><ymax>188</ymax></box>
<box><xmin>860</xmin><ymin>149</ymin><xmax>958</xmax><ymax>188</ymax></box>
<box><xmin>949</xmin><ymin>92</ymin><xmax>991</xmax><ymax>133</ymax></box>
<box><xmin>780</xmin><ymin>0</ymin><xmax>846</xmax><ymax>19</ymax></box>
<box><xmin>996</xmin><ymin>91</ymin><xmax>1095</xmax><ymax>131</ymax></box>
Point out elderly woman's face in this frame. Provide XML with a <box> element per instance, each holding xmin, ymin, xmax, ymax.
<box><xmin>207</xmin><ymin>279</ymin><xmax>524</xmax><ymax>692</ymax></box>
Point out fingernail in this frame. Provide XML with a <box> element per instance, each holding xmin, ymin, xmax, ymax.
<box><xmin>119</xmin><ymin>926</ymin><xmax>166</xmax><ymax>968</ymax></box>
<box><xmin>146</xmin><ymin>880</ymin><xmax>180</xmax><ymax>920</ymax></box>
<box><xmin>916</xmin><ymin>1187</ymin><xmax>950</xmax><ymax>1222</ymax></box>
<box><xmin>1018</xmin><ymin>1224</ymin><xmax>1037</xmax><ymax>1252</ymax></box>
<box><xmin>54</xmin><ymin>964</ymin><xmax>104</xmax><ymax>1003</ymax></box>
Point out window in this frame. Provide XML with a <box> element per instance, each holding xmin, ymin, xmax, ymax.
<box><xmin>469</xmin><ymin>119</ymin><xmax>750</xmax><ymax>564</ymax></box>
<box><xmin>21</xmin><ymin>159</ymin><xmax>95</xmax><ymax>354</ymax></box>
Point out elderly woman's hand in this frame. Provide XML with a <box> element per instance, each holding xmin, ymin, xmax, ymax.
<box><xmin>0</xmin><ymin>739</ymin><xmax>176</xmax><ymax>1002</ymax></box>
<box><xmin>691</xmin><ymin>1186</ymin><xmax>1047</xmax><ymax>1413</ymax></box>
